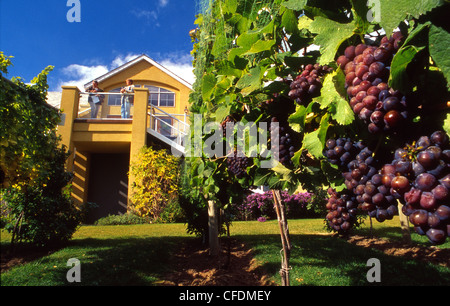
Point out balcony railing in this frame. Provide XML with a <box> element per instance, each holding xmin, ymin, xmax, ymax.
<box><xmin>76</xmin><ymin>91</ymin><xmax>188</xmax><ymax>151</ymax></box>
<box><xmin>78</xmin><ymin>92</ymin><xmax>134</xmax><ymax>119</ymax></box>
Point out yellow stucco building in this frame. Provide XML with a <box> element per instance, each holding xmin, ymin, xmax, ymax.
<box><xmin>57</xmin><ymin>55</ymin><xmax>192</xmax><ymax>222</ymax></box>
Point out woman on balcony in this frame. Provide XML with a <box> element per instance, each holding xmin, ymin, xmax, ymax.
<box><xmin>120</xmin><ymin>78</ymin><xmax>135</xmax><ymax>118</ymax></box>
<box><xmin>86</xmin><ymin>80</ymin><xmax>104</xmax><ymax>118</ymax></box>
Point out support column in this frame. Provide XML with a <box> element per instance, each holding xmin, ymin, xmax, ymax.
<box><xmin>58</xmin><ymin>86</ymin><xmax>81</xmax><ymax>172</ymax></box>
<box><xmin>71</xmin><ymin>151</ymin><xmax>90</xmax><ymax>208</ymax></box>
<box><xmin>128</xmin><ymin>88</ymin><xmax>149</xmax><ymax>206</ymax></box>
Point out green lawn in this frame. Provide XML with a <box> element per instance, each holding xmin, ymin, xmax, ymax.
<box><xmin>1</xmin><ymin>217</ymin><xmax>449</xmax><ymax>286</ymax></box>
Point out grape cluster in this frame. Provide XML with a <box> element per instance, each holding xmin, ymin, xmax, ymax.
<box><xmin>227</xmin><ymin>150</ymin><xmax>253</xmax><ymax>179</ymax></box>
<box><xmin>337</xmin><ymin>32</ymin><xmax>409</xmax><ymax>134</ymax></box>
<box><xmin>288</xmin><ymin>63</ymin><xmax>333</xmax><ymax>105</ymax></box>
<box><xmin>221</xmin><ymin>115</ymin><xmax>237</xmax><ymax>137</ymax></box>
<box><xmin>393</xmin><ymin>131</ymin><xmax>450</xmax><ymax>244</ymax></box>
<box><xmin>324</xmin><ymin>138</ymin><xmax>378</xmax><ymax>193</ymax></box>
<box><xmin>270</xmin><ymin>117</ymin><xmax>299</xmax><ymax>167</ymax></box>
<box><xmin>325</xmin><ymin>188</ymin><xmax>359</xmax><ymax>235</ymax></box>
<box><xmin>357</xmin><ymin>166</ymin><xmax>399</xmax><ymax>222</ymax></box>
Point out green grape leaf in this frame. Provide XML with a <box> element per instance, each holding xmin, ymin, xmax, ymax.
<box><xmin>282</xmin><ymin>0</ymin><xmax>308</xmax><ymax>10</ymax></box>
<box><xmin>236</xmin><ymin>66</ymin><xmax>263</xmax><ymax>96</ymax></box>
<box><xmin>389</xmin><ymin>45</ymin><xmax>426</xmax><ymax>92</ymax></box>
<box><xmin>378</xmin><ymin>0</ymin><xmax>444</xmax><ymax>36</ymax></box>
<box><xmin>429</xmin><ymin>24</ymin><xmax>450</xmax><ymax>86</ymax></box>
<box><xmin>444</xmin><ymin>113</ymin><xmax>450</xmax><ymax>137</ymax></box>
<box><xmin>315</xmin><ymin>72</ymin><xmax>354</xmax><ymax>125</ymax></box>
<box><xmin>202</xmin><ymin>74</ymin><xmax>217</xmax><ymax>101</ymax></box>
<box><xmin>309</xmin><ymin>17</ymin><xmax>356</xmax><ymax>65</ymax></box>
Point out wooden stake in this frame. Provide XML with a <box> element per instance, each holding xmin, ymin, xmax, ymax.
<box><xmin>208</xmin><ymin>200</ymin><xmax>220</xmax><ymax>256</ymax></box>
<box><xmin>397</xmin><ymin>202</ymin><xmax>411</xmax><ymax>244</ymax></box>
<box><xmin>272</xmin><ymin>190</ymin><xmax>291</xmax><ymax>286</ymax></box>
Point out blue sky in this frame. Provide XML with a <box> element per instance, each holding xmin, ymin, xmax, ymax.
<box><xmin>0</xmin><ymin>0</ymin><xmax>197</xmax><ymax>91</ymax></box>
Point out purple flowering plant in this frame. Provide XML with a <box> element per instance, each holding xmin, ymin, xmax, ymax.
<box><xmin>235</xmin><ymin>190</ymin><xmax>312</xmax><ymax>221</ymax></box>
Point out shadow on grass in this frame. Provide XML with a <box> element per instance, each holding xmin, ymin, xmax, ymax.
<box><xmin>1</xmin><ymin>236</ymin><xmax>196</xmax><ymax>286</ymax></box>
<box><xmin>234</xmin><ymin>233</ymin><xmax>450</xmax><ymax>286</ymax></box>
<box><xmin>2</xmin><ymin>232</ymin><xmax>449</xmax><ymax>286</ymax></box>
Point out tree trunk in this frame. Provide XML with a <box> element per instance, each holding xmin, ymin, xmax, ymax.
<box><xmin>272</xmin><ymin>190</ymin><xmax>291</xmax><ymax>286</ymax></box>
<box><xmin>208</xmin><ymin>200</ymin><xmax>220</xmax><ymax>256</ymax></box>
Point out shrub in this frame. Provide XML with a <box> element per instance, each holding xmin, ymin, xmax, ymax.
<box><xmin>129</xmin><ymin>146</ymin><xmax>180</xmax><ymax>222</ymax></box>
<box><xmin>94</xmin><ymin>213</ymin><xmax>149</xmax><ymax>226</ymax></box>
<box><xmin>1</xmin><ymin>146</ymin><xmax>86</xmax><ymax>247</ymax></box>
<box><xmin>234</xmin><ymin>190</ymin><xmax>313</xmax><ymax>221</ymax></box>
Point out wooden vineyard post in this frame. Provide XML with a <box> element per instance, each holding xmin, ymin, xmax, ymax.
<box><xmin>208</xmin><ymin>200</ymin><xmax>220</xmax><ymax>256</ymax></box>
<box><xmin>272</xmin><ymin>190</ymin><xmax>292</xmax><ymax>286</ymax></box>
<box><xmin>397</xmin><ymin>202</ymin><xmax>411</xmax><ymax>244</ymax></box>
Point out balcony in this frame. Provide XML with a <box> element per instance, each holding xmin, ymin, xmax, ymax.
<box><xmin>59</xmin><ymin>86</ymin><xmax>188</xmax><ymax>156</ymax></box>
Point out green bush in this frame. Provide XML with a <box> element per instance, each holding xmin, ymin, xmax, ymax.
<box><xmin>94</xmin><ymin>213</ymin><xmax>150</xmax><ymax>226</ymax></box>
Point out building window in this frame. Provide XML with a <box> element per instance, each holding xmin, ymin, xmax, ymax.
<box><xmin>107</xmin><ymin>85</ymin><xmax>175</xmax><ymax>107</ymax></box>
<box><xmin>145</xmin><ymin>86</ymin><xmax>175</xmax><ymax>107</ymax></box>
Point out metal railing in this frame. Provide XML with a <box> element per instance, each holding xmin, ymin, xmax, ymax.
<box><xmin>78</xmin><ymin>92</ymin><xmax>134</xmax><ymax>118</ymax></box>
<box><xmin>76</xmin><ymin>92</ymin><xmax>189</xmax><ymax>151</ymax></box>
<box><xmin>148</xmin><ymin>104</ymin><xmax>189</xmax><ymax>150</ymax></box>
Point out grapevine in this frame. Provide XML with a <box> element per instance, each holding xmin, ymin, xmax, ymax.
<box><xmin>187</xmin><ymin>0</ymin><xmax>450</xmax><ymax>251</ymax></box>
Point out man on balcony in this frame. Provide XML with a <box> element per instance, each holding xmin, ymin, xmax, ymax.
<box><xmin>120</xmin><ymin>78</ymin><xmax>135</xmax><ymax>118</ymax></box>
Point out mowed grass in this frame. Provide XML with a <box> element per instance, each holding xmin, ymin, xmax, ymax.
<box><xmin>1</xmin><ymin>217</ymin><xmax>449</xmax><ymax>286</ymax></box>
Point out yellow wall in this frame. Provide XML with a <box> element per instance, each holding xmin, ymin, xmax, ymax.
<box><xmin>96</xmin><ymin>60</ymin><xmax>191</xmax><ymax>119</ymax></box>
<box><xmin>58</xmin><ymin>57</ymin><xmax>191</xmax><ymax>219</ymax></box>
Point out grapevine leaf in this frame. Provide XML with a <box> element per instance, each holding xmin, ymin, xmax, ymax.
<box><xmin>288</xmin><ymin>104</ymin><xmax>308</xmax><ymax>133</ymax></box>
<box><xmin>302</xmin><ymin>114</ymin><xmax>329</xmax><ymax>159</ymax></box>
<box><xmin>316</xmin><ymin>72</ymin><xmax>355</xmax><ymax>125</ymax></box>
<box><xmin>243</xmin><ymin>39</ymin><xmax>276</xmax><ymax>55</ymax></box>
<box><xmin>429</xmin><ymin>24</ymin><xmax>450</xmax><ymax>86</ymax></box>
<box><xmin>321</xmin><ymin>160</ymin><xmax>346</xmax><ymax>192</ymax></box>
<box><xmin>215</xmin><ymin>105</ymin><xmax>231</xmax><ymax>123</ymax></box>
<box><xmin>444</xmin><ymin>114</ymin><xmax>450</xmax><ymax>137</ymax></box>
<box><xmin>271</xmin><ymin>162</ymin><xmax>292</xmax><ymax>181</ymax></box>
<box><xmin>378</xmin><ymin>0</ymin><xmax>444</xmax><ymax>36</ymax></box>
<box><xmin>309</xmin><ymin>17</ymin><xmax>356</xmax><ymax>65</ymax></box>
<box><xmin>236</xmin><ymin>66</ymin><xmax>262</xmax><ymax>96</ymax></box>
<box><xmin>202</xmin><ymin>74</ymin><xmax>217</xmax><ymax>101</ymax></box>
<box><xmin>281</xmin><ymin>7</ymin><xmax>299</xmax><ymax>34</ymax></box>
<box><xmin>333</xmin><ymin>98</ymin><xmax>355</xmax><ymax>126</ymax></box>
<box><xmin>282</xmin><ymin>0</ymin><xmax>307</xmax><ymax>11</ymax></box>
<box><xmin>389</xmin><ymin>45</ymin><xmax>426</xmax><ymax>92</ymax></box>
<box><xmin>298</xmin><ymin>15</ymin><xmax>313</xmax><ymax>30</ymax></box>
<box><xmin>302</xmin><ymin>130</ymin><xmax>323</xmax><ymax>158</ymax></box>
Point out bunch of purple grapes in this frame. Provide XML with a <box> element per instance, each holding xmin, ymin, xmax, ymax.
<box><xmin>288</xmin><ymin>63</ymin><xmax>333</xmax><ymax>105</ymax></box>
<box><xmin>270</xmin><ymin>117</ymin><xmax>299</xmax><ymax>167</ymax></box>
<box><xmin>357</xmin><ymin>166</ymin><xmax>399</xmax><ymax>222</ymax></box>
<box><xmin>226</xmin><ymin>150</ymin><xmax>253</xmax><ymax>179</ymax></box>
<box><xmin>324</xmin><ymin>138</ymin><xmax>378</xmax><ymax>194</ymax></box>
<box><xmin>391</xmin><ymin>131</ymin><xmax>450</xmax><ymax>244</ymax></box>
<box><xmin>325</xmin><ymin>188</ymin><xmax>359</xmax><ymax>235</ymax></box>
<box><xmin>336</xmin><ymin>32</ymin><xmax>409</xmax><ymax>134</ymax></box>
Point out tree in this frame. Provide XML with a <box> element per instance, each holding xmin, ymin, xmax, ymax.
<box><xmin>1</xmin><ymin>53</ymin><xmax>85</xmax><ymax>246</ymax></box>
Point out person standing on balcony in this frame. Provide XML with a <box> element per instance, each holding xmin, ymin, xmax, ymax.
<box><xmin>86</xmin><ymin>80</ymin><xmax>104</xmax><ymax>118</ymax></box>
<box><xmin>120</xmin><ymin>78</ymin><xmax>135</xmax><ymax>118</ymax></box>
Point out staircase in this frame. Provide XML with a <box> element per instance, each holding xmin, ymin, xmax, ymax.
<box><xmin>147</xmin><ymin>104</ymin><xmax>189</xmax><ymax>155</ymax></box>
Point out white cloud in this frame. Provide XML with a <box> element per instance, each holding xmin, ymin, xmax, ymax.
<box><xmin>57</xmin><ymin>64</ymin><xmax>109</xmax><ymax>91</ymax></box>
<box><xmin>54</xmin><ymin>53</ymin><xmax>195</xmax><ymax>92</ymax></box>
<box><xmin>111</xmin><ymin>53</ymin><xmax>141</xmax><ymax>69</ymax></box>
<box><xmin>158</xmin><ymin>53</ymin><xmax>195</xmax><ymax>85</ymax></box>
<box><xmin>159</xmin><ymin>0</ymin><xmax>169</xmax><ymax>7</ymax></box>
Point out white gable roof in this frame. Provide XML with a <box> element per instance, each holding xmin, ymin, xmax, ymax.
<box><xmin>83</xmin><ymin>54</ymin><xmax>193</xmax><ymax>90</ymax></box>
